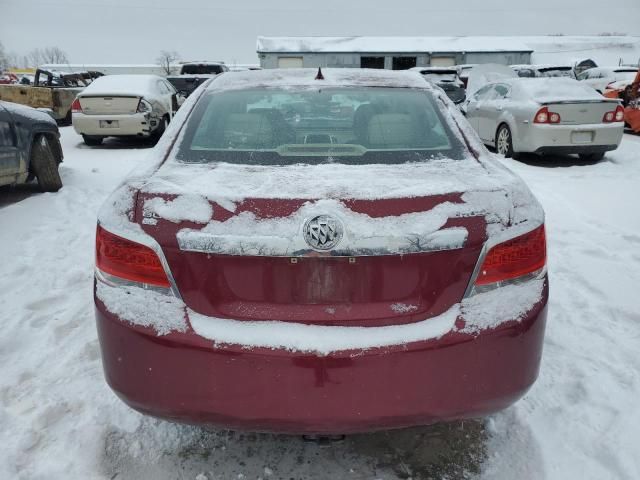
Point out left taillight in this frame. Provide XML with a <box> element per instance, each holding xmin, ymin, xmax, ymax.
<box><xmin>95</xmin><ymin>225</ymin><xmax>170</xmax><ymax>288</ymax></box>
<box><xmin>474</xmin><ymin>224</ymin><xmax>547</xmax><ymax>288</ymax></box>
<box><xmin>71</xmin><ymin>98</ymin><xmax>82</xmax><ymax>113</ymax></box>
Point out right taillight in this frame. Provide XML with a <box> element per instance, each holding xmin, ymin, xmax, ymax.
<box><xmin>71</xmin><ymin>98</ymin><xmax>82</xmax><ymax>113</ymax></box>
<box><xmin>474</xmin><ymin>224</ymin><xmax>547</xmax><ymax>287</ymax></box>
<box><xmin>95</xmin><ymin>225</ymin><xmax>170</xmax><ymax>288</ymax></box>
<box><xmin>603</xmin><ymin>105</ymin><xmax>625</xmax><ymax>123</ymax></box>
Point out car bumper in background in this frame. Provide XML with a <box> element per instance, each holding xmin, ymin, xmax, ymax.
<box><xmin>72</xmin><ymin>112</ymin><xmax>156</xmax><ymax>137</ymax></box>
<box><xmin>517</xmin><ymin>122</ymin><xmax>624</xmax><ymax>154</ymax></box>
<box><xmin>95</xmin><ymin>285</ymin><xmax>548</xmax><ymax>434</ymax></box>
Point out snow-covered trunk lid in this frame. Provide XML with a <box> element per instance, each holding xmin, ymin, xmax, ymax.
<box><xmin>136</xmin><ymin>194</ymin><xmax>488</xmax><ymax>327</ymax></box>
<box><xmin>79</xmin><ymin>96</ymin><xmax>140</xmax><ymax>115</ymax></box>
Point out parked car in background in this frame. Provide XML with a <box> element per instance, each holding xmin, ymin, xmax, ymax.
<box><xmin>166</xmin><ymin>75</ymin><xmax>216</xmax><ymax>98</ymax></box>
<box><xmin>577</xmin><ymin>66</ymin><xmax>639</xmax><ymax>93</ymax></box>
<box><xmin>410</xmin><ymin>66</ymin><xmax>466</xmax><ymax>104</ymax></box>
<box><xmin>463</xmin><ymin>77</ymin><xmax>624</xmax><ymax>161</ymax></box>
<box><xmin>95</xmin><ymin>68</ymin><xmax>548</xmax><ymax>434</ymax></box>
<box><xmin>604</xmin><ymin>69</ymin><xmax>640</xmax><ymax>133</ymax></box>
<box><xmin>72</xmin><ymin>74</ymin><xmax>182</xmax><ymax>146</ymax></box>
<box><xmin>457</xmin><ymin>64</ymin><xmax>478</xmax><ymax>88</ymax></box>
<box><xmin>0</xmin><ymin>69</ymin><xmax>100</xmax><ymax>125</ymax></box>
<box><xmin>511</xmin><ymin>64</ymin><xmax>576</xmax><ymax>79</ymax></box>
<box><xmin>0</xmin><ymin>101</ymin><xmax>63</xmax><ymax>191</ymax></box>
<box><xmin>179</xmin><ymin>61</ymin><xmax>229</xmax><ymax>75</ymax></box>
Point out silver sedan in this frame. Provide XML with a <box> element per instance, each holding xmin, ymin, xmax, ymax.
<box><xmin>463</xmin><ymin>77</ymin><xmax>625</xmax><ymax>161</ymax></box>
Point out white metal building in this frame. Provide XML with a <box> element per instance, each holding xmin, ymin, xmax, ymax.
<box><xmin>257</xmin><ymin>36</ymin><xmax>533</xmax><ymax>70</ymax></box>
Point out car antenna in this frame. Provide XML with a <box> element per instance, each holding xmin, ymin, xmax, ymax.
<box><xmin>315</xmin><ymin>67</ymin><xmax>325</xmax><ymax>80</ymax></box>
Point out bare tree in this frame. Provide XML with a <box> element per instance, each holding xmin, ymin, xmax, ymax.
<box><xmin>156</xmin><ymin>50</ymin><xmax>180</xmax><ymax>75</ymax></box>
<box><xmin>0</xmin><ymin>41</ymin><xmax>8</xmax><ymax>72</ymax></box>
<box><xmin>28</xmin><ymin>46</ymin><xmax>69</xmax><ymax>66</ymax></box>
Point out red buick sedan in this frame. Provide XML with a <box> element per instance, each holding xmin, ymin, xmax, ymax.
<box><xmin>94</xmin><ymin>69</ymin><xmax>548</xmax><ymax>434</ymax></box>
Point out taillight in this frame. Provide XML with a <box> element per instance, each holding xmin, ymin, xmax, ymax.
<box><xmin>603</xmin><ymin>105</ymin><xmax>625</xmax><ymax>123</ymax></box>
<box><xmin>533</xmin><ymin>107</ymin><xmax>561</xmax><ymax>124</ymax></box>
<box><xmin>95</xmin><ymin>225</ymin><xmax>170</xmax><ymax>288</ymax></box>
<box><xmin>71</xmin><ymin>98</ymin><xmax>82</xmax><ymax>113</ymax></box>
<box><xmin>137</xmin><ymin>99</ymin><xmax>152</xmax><ymax>113</ymax></box>
<box><xmin>475</xmin><ymin>224</ymin><xmax>546</xmax><ymax>286</ymax></box>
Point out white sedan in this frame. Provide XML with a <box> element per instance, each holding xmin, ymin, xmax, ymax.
<box><xmin>463</xmin><ymin>77</ymin><xmax>625</xmax><ymax>161</ymax></box>
<box><xmin>72</xmin><ymin>74</ymin><xmax>181</xmax><ymax>146</ymax></box>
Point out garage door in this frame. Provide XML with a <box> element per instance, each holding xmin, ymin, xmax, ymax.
<box><xmin>430</xmin><ymin>57</ymin><xmax>456</xmax><ymax>67</ymax></box>
<box><xmin>278</xmin><ymin>57</ymin><xmax>304</xmax><ymax>68</ymax></box>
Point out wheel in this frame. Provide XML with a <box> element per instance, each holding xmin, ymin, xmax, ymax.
<box><xmin>83</xmin><ymin>135</ymin><xmax>103</xmax><ymax>146</ymax></box>
<box><xmin>579</xmin><ymin>152</ymin><xmax>605</xmax><ymax>162</ymax></box>
<box><xmin>496</xmin><ymin>124</ymin><xmax>519</xmax><ymax>159</ymax></box>
<box><xmin>151</xmin><ymin>116</ymin><xmax>169</xmax><ymax>143</ymax></box>
<box><xmin>30</xmin><ymin>135</ymin><xmax>62</xmax><ymax>192</ymax></box>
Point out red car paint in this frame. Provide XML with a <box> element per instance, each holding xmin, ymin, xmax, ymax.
<box><xmin>95</xmin><ymin>289</ymin><xmax>547</xmax><ymax>434</ymax></box>
<box><xmin>134</xmin><ymin>194</ymin><xmax>487</xmax><ymax>327</ymax></box>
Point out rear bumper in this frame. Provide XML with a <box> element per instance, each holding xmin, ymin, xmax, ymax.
<box><xmin>72</xmin><ymin>112</ymin><xmax>157</xmax><ymax>137</ymax></box>
<box><xmin>516</xmin><ymin>122</ymin><xmax>624</xmax><ymax>154</ymax></box>
<box><xmin>95</xmin><ymin>287</ymin><xmax>548</xmax><ymax>434</ymax></box>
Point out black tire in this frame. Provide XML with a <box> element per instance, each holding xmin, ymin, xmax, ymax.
<box><xmin>83</xmin><ymin>135</ymin><xmax>103</xmax><ymax>146</ymax></box>
<box><xmin>151</xmin><ymin>115</ymin><xmax>169</xmax><ymax>143</ymax></box>
<box><xmin>579</xmin><ymin>152</ymin><xmax>605</xmax><ymax>162</ymax></box>
<box><xmin>495</xmin><ymin>124</ymin><xmax>520</xmax><ymax>159</ymax></box>
<box><xmin>30</xmin><ymin>135</ymin><xmax>62</xmax><ymax>192</ymax></box>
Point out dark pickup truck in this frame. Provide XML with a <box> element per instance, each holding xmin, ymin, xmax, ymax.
<box><xmin>166</xmin><ymin>62</ymin><xmax>229</xmax><ymax>97</ymax></box>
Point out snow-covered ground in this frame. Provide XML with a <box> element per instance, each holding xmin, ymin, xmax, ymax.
<box><xmin>1</xmin><ymin>128</ymin><xmax>639</xmax><ymax>479</ymax></box>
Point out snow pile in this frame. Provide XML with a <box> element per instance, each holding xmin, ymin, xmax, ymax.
<box><xmin>96</xmin><ymin>282</ymin><xmax>188</xmax><ymax>335</ymax></box>
<box><xmin>143</xmin><ymin>194</ymin><xmax>212</xmax><ymax>224</ymax></box>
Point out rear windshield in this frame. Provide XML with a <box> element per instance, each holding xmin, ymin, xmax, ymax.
<box><xmin>176</xmin><ymin>87</ymin><xmax>467</xmax><ymax>165</ymax></box>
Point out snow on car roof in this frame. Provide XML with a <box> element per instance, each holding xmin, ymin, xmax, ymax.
<box><xmin>79</xmin><ymin>74</ymin><xmax>161</xmax><ymax>97</ymax></box>
<box><xmin>206</xmin><ymin>68</ymin><xmax>431</xmax><ymax>91</ymax></box>
<box><xmin>257</xmin><ymin>36</ymin><xmax>533</xmax><ymax>53</ymax></box>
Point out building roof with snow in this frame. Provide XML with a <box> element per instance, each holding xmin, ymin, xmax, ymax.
<box><xmin>257</xmin><ymin>36</ymin><xmax>534</xmax><ymax>54</ymax></box>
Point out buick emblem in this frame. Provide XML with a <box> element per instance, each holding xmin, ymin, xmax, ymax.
<box><xmin>303</xmin><ymin>215</ymin><xmax>343</xmax><ymax>250</ymax></box>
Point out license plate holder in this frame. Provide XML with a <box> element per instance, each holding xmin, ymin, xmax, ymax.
<box><xmin>99</xmin><ymin>120</ymin><xmax>119</xmax><ymax>129</ymax></box>
<box><xmin>571</xmin><ymin>131</ymin><xmax>593</xmax><ymax>144</ymax></box>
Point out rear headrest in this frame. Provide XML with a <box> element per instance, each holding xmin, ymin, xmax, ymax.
<box><xmin>366</xmin><ymin>113</ymin><xmax>414</xmax><ymax>147</ymax></box>
<box><xmin>223</xmin><ymin>113</ymin><xmax>275</xmax><ymax>149</ymax></box>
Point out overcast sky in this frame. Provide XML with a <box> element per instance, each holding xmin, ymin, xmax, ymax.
<box><xmin>1</xmin><ymin>0</ymin><xmax>639</xmax><ymax>64</ymax></box>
